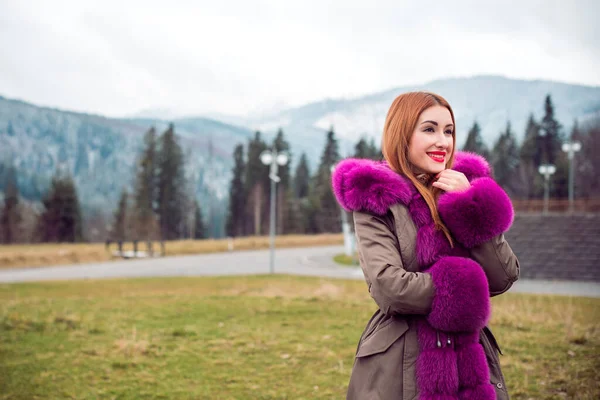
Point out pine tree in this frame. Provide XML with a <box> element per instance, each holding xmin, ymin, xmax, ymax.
<box><xmin>312</xmin><ymin>127</ymin><xmax>341</xmax><ymax>233</ymax></box>
<box><xmin>569</xmin><ymin>120</ymin><xmax>587</xmax><ymax>199</ymax></box>
<box><xmin>354</xmin><ymin>136</ymin><xmax>381</xmax><ymax>160</ymax></box>
<box><xmin>157</xmin><ymin>124</ymin><xmax>187</xmax><ymax>240</ymax></box>
<box><xmin>112</xmin><ymin>189</ymin><xmax>128</xmax><ymax>242</ymax></box>
<box><xmin>354</xmin><ymin>137</ymin><xmax>370</xmax><ymax>159</ymax></box>
<box><xmin>272</xmin><ymin>128</ymin><xmax>291</xmax><ymax>187</ymax></box>
<box><xmin>491</xmin><ymin>122</ymin><xmax>520</xmax><ymax>196</ymax></box>
<box><xmin>318</xmin><ymin>127</ymin><xmax>341</xmax><ymax>174</ymax></box>
<box><xmin>462</xmin><ymin>121</ymin><xmax>489</xmax><ymax>159</ymax></box>
<box><xmin>368</xmin><ymin>137</ymin><xmax>382</xmax><ymax>160</ymax></box>
<box><xmin>539</xmin><ymin>95</ymin><xmax>567</xmax><ymax>197</ymax></box>
<box><xmin>0</xmin><ymin>166</ymin><xmax>21</xmax><ymax>243</ymax></box>
<box><xmin>134</xmin><ymin>127</ymin><xmax>158</xmax><ymax>240</ymax></box>
<box><xmin>38</xmin><ymin>171</ymin><xmax>83</xmax><ymax>242</ymax></box>
<box><xmin>294</xmin><ymin>153</ymin><xmax>310</xmax><ymax>199</ymax></box>
<box><xmin>518</xmin><ymin>114</ymin><xmax>543</xmax><ymax>198</ymax></box>
<box><xmin>226</xmin><ymin>144</ymin><xmax>246</xmax><ymax>237</ymax></box>
<box><xmin>539</xmin><ymin>95</ymin><xmax>564</xmax><ymax>165</ymax></box>
<box><xmin>244</xmin><ymin>132</ymin><xmax>269</xmax><ymax>235</ymax></box>
<box><xmin>193</xmin><ymin>199</ymin><xmax>206</xmax><ymax>239</ymax></box>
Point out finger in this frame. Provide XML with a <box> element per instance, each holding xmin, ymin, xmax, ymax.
<box><xmin>432</xmin><ymin>181</ymin><xmax>451</xmax><ymax>191</ymax></box>
<box><xmin>447</xmin><ymin>170</ymin><xmax>467</xmax><ymax>181</ymax></box>
<box><xmin>435</xmin><ymin>177</ymin><xmax>454</xmax><ymax>186</ymax></box>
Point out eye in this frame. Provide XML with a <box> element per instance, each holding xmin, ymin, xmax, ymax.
<box><xmin>445</xmin><ymin>130</ymin><xmax>454</xmax><ymax>135</ymax></box>
<box><xmin>424</xmin><ymin>127</ymin><xmax>435</xmax><ymax>132</ymax></box>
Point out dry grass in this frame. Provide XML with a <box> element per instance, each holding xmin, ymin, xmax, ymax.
<box><xmin>0</xmin><ymin>275</ymin><xmax>598</xmax><ymax>399</ymax></box>
<box><xmin>0</xmin><ymin>234</ymin><xmax>343</xmax><ymax>269</ymax></box>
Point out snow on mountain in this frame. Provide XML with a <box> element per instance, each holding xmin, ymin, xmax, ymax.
<box><xmin>243</xmin><ymin>76</ymin><xmax>600</xmax><ymax>164</ymax></box>
<box><xmin>2</xmin><ymin>75</ymin><xmax>599</xmax><ymax>237</ymax></box>
<box><xmin>0</xmin><ymin>95</ymin><xmax>253</xmax><ymax>237</ymax></box>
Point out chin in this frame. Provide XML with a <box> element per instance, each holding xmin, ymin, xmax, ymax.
<box><xmin>424</xmin><ymin>165</ymin><xmax>445</xmax><ymax>174</ymax></box>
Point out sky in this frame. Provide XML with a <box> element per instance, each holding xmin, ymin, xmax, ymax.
<box><xmin>1</xmin><ymin>0</ymin><xmax>599</xmax><ymax>119</ymax></box>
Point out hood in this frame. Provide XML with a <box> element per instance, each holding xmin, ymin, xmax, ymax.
<box><xmin>331</xmin><ymin>151</ymin><xmax>491</xmax><ymax>215</ymax></box>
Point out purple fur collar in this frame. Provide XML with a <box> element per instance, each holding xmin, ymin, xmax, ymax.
<box><xmin>331</xmin><ymin>151</ymin><xmax>513</xmax><ymax>251</ymax></box>
<box><xmin>331</xmin><ymin>151</ymin><xmax>491</xmax><ymax>216</ymax></box>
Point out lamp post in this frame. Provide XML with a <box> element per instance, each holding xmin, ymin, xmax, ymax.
<box><xmin>260</xmin><ymin>149</ymin><xmax>289</xmax><ymax>274</ymax></box>
<box><xmin>561</xmin><ymin>141</ymin><xmax>582</xmax><ymax>213</ymax></box>
<box><xmin>538</xmin><ymin>164</ymin><xmax>556</xmax><ymax>215</ymax></box>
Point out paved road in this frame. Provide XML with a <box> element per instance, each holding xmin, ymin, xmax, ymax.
<box><xmin>0</xmin><ymin>246</ymin><xmax>360</xmax><ymax>282</ymax></box>
<box><xmin>1</xmin><ymin>245</ymin><xmax>598</xmax><ymax>298</ymax></box>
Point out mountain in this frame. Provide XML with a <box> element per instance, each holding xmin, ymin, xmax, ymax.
<box><xmin>2</xmin><ymin>75</ymin><xmax>599</xmax><ymax>239</ymax></box>
<box><xmin>239</xmin><ymin>75</ymin><xmax>600</xmax><ymax>164</ymax></box>
<box><xmin>0</xmin><ymin>95</ymin><xmax>253</xmax><ymax>238</ymax></box>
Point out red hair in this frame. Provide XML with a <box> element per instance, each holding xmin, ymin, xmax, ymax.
<box><xmin>381</xmin><ymin>92</ymin><xmax>456</xmax><ymax>245</ymax></box>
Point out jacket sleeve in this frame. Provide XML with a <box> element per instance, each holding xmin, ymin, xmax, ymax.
<box><xmin>469</xmin><ymin>234</ymin><xmax>520</xmax><ymax>296</ymax></box>
<box><xmin>354</xmin><ymin>210</ymin><xmax>435</xmax><ymax>315</ymax></box>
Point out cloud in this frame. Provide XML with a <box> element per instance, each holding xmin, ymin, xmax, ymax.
<box><xmin>0</xmin><ymin>0</ymin><xmax>598</xmax><ymax>118</ymax></box>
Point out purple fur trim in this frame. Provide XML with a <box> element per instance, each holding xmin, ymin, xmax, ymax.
<box><xmin>438</xmin><ymin>177</ymin><xmax>514</xmax><ymax>248</ymax></box>
<box><xmin>427</xmin><ymin>257</ymin><xmax>491</xmax><ymax>332</ymax></box>
<box><xmin>417</xmin><ymin>319</ymin><xmax>446</xmax><ymax>349</ymax></box>
<box><xmin>453</xmin><ymin>331</ymin><xmax>480</xmax><ymax>348</ymax></box>
<box><xmin>456</xmin><ymin>344</ymin><xmax>490</xmax><ymax>388</ymax></box>
<box><xmin>420</xmin><ymin>395</ymin><xmax>460</xmax><ymax>400</ymax></box>
<box><xmin>452</xmin><ymin>152</ymin><xmax>491</xmax><ymax>181</ymax></box>
<box><xmin>409</xmin><ymin>196</ymin><xmax>432</xmax><ymax>227</ymax></box>
<box><xmin>458</xmin><ymin>384</ymin><xmax>496</xmax><ymax>400</ymax></box>
<box><xmin>330</xmin><ymin>152</ymin><xmax>497</xmax><ymax>219</ymax></box>
<box><xmin>417</xmin><ymin>225</ymin><xmax>451</xmax><ymax>267</ymax></box>
<box><xmin>331</xmin><ymin>158</ymin><xmax>413</xmax><ymax>214</ymax></box>
<box><xmin>417</xmin><ymin>348</ymin><xmax>459</xmax><ymax>395</ymax></box>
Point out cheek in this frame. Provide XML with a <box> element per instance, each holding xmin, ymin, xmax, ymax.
<box><xmin>406</xmin><ymin>145</ymin><xmax>421</xmax><ymax>164</ymax></box>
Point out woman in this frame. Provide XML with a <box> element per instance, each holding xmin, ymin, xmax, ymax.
<box><xmin>331</xmin><ymin>91</ymin><xmax>519</xmax><ymax>400</ymax></box>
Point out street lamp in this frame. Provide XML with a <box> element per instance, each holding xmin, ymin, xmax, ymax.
<box><xmin>538</xmin><ymin>164</ymin><xmax>556</xmax><ymax>215</ymax></box>
<box><xmin>561</xmin><ymin>141</ymin><xmax>582</xmax><ymax>213</ymax></box>
<box><xmin>260</xmin><ymin>149</ymin><xmax>289</xmax><ymax>274</ymax></box>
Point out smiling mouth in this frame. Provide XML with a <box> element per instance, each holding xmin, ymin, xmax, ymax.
<box><xmin>427</xmin><ymin>153</ymin><xmax>445</xmax><ymax>163</ymax></box>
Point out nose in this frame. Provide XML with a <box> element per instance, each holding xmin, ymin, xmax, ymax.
<box><xmin>435</xmin><ymin>134</ymin><xmax>450</xmax><ymax>149</ymax></box>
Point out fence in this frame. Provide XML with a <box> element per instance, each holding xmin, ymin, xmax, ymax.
<box><xmin>105</xmin><ymin>239</ymin><xmax>165</xmax><ymax>259</ymax></box>
<box><xmin>511</xmin><ymin>198</ymin><xmax>600</xmax><ymax>213</ymax></box>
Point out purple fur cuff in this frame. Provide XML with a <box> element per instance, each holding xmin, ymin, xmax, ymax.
<box><xmin>427</xmin><ymin>257</ymin><xmax>490</xmax><ymax>332</ymax></box>
<box><xmin>437</xmin><ymin>177</ymin><xmax>514</xmax><ymax>248</ymax></box>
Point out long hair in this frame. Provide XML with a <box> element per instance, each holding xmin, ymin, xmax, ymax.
<box><xmin>381</xmin><ymin>92</ymin><xmax>456</xmax><ymax>246</ymax></box>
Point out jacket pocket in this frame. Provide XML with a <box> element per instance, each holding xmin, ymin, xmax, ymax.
<box><xmin>480</xmin><ymin>327</ymin><xmax>509</xmax><ymax>399</ymax></box>
<box><xmin>356</xmin><ymin>317</ymin><xmax>409</xmax><ymax>358</ymax></box>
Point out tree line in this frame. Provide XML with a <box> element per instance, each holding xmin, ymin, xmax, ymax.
<box><xmin>0</xmin><ymin>123</ymin><xmax>204</xmax><ymax>244</ymax></box>
<box><xmin>1</xmin><ymin>94</ymin><xmax>599</xmax><ymax>244</ymax></box>
<box><xmin>224</xmin><ymin>127</ymin><xmax>372</xmax><ymax>237</ymax></box>
<box><xmin>224</xmin><ymin>94</ymin><xmax>599</xmax><ymax>237</ymax></box>
<box><xmin>463</xmin><ymin>95</ymin><xmax>599</xmax><ymax>199</ymax></box>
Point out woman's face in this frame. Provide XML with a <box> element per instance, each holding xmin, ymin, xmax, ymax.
<box><xmin>407</xmin><ymin>105</ymin><xmax>454</xmax><ymax>174</ymax></box>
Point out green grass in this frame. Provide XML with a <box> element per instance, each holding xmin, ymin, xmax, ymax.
<box><xmin>333</xmin><ymin>253</ymin><xmax>359</xmax><ymax>266</ymax></box>
<box><xmin>0</xmin><ymin>276</ymin><xmax>599</xmax><ymax>399</ymax></box>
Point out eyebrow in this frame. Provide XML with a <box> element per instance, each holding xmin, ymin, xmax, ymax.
<box><xmin>420</xmin><ymin>120</ymin><xmax>454</xmax><ymax>128</ymax></box>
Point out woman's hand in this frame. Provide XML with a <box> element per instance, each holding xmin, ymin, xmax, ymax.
<box><xmin>432</xmin><ymin>170</ymin><xmax>470</xmax><ymax>193</ymax></box>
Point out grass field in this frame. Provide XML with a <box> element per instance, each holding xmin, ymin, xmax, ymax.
<box><xmin>333</xmin><ymin>253</ymin><xmax>358</xmax><ymax>266</ymax></box>
<box><xmin>1</xmin><ymin>275</ymin><xmax>599</xmax><ymax>399</ymax></box>
<box><xmin>0</xmin><ymin>234</ymin><xmax>344</xmax><ymax>270</ymax></box>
